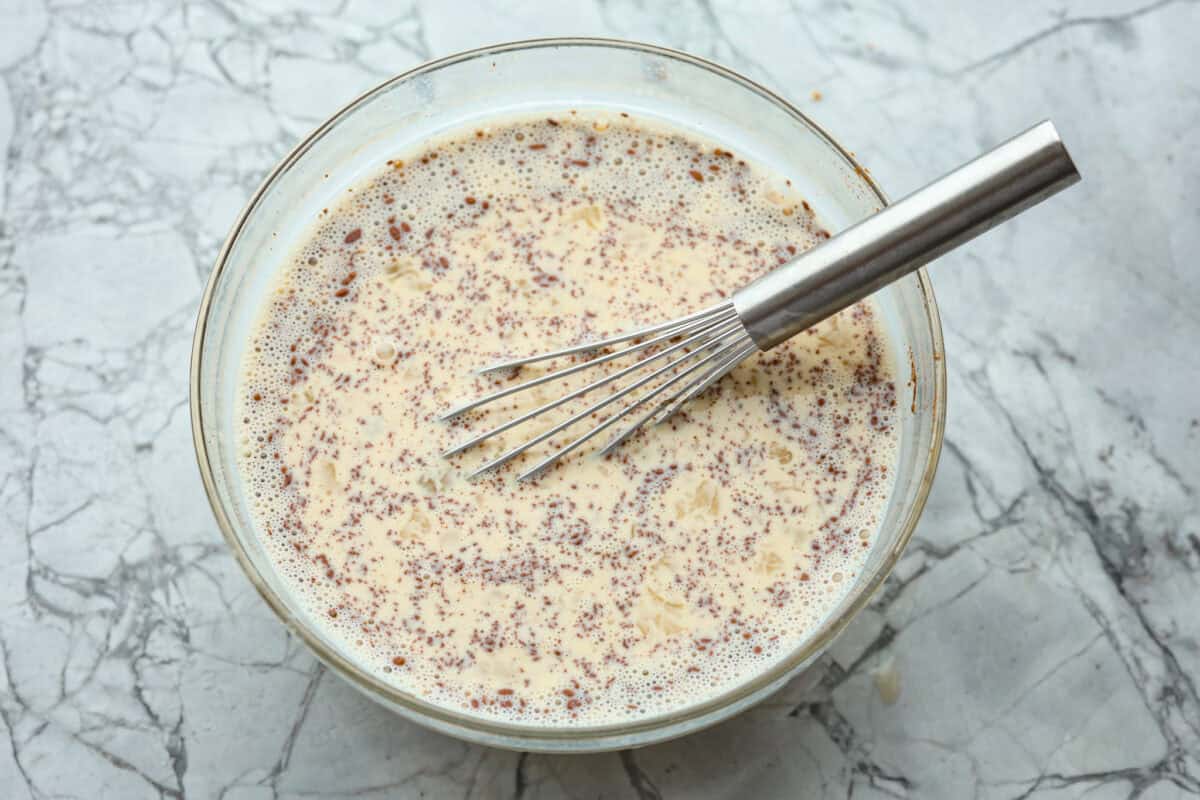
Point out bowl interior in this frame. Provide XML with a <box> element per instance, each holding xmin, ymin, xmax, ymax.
<box><xmin>191</xmin><ymin>38</ymin><xmax>945</xmax><ymax>751</ymax></box>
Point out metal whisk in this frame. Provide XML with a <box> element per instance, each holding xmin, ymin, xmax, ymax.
<box><xmin>441</xmin><ymin>121</ymin><xmax>1080</xmax><ymax>480</ymax></box>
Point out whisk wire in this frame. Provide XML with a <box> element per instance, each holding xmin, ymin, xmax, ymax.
<box><xmin>474</xmin><ymin>301</ymin><xmax>736</xmax><ymax>375</ymax></box>
<box><xmin>464</xmin><ymin>323</ymin><xmax>750</xmax><ymax>479</ymax></box>
<box><xmin>440</xmin><ymin>305</ymin><xmax>738</xmax><ymax>422</ymax></box>
<box><xmin>443</xmin><ymin>315</ymin><xmax>744</xmax><ymax>459</ymax></box>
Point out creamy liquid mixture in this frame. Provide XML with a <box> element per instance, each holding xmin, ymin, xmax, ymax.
<box><xmin>237</xmin><ymin>112</ymin><xmax>900</xmax><ymax>725</ymax></box>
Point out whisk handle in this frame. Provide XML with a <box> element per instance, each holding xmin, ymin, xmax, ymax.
<box><xmin>732</xmin><ymin>120</ymin><xmax>1080</xmax><ymax>351</ymax></box>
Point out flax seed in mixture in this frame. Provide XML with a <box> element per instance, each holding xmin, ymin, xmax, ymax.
<box><xmin>236</xmin><ymin>111</ymin><xmax>899</xmax><ymax>725</ymax></box>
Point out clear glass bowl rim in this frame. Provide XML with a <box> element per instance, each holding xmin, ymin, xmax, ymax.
<box><xmin>189</xmin><ymin>36</ymin><xmax>947</xmax><ymax>749</ymax></box>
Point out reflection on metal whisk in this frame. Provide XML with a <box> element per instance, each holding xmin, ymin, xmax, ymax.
<box><xmin>440</xmin><ymin>121</ymin><xmax>1080</xmax><ymax>480</ymax></box>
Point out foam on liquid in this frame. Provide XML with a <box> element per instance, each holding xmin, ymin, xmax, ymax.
<box><xmin>237</xmin><ymin>111</ymin><xmax>900</xmax><ymax>725</ymax></box>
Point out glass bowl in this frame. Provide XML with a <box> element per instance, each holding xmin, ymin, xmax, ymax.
<box><xmin>190</xmin><ymin>38</ymin><xmax>945</xmax><ymax>752</ymax></box>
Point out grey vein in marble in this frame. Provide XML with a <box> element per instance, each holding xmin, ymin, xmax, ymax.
<box><xmin>1</xmin><ymin>0</ymin><xmax>1198</xmax><ymax>797</ymax></box>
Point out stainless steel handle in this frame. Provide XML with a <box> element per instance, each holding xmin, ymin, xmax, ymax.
<box><xmin>732</xmin><ymin>120</ymin><xmax>1081</xmax><ymax>350</ymax></box>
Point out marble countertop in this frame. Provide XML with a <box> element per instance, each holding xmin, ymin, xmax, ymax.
<box><xmin>2</xmin><ymin>0</ymin><xmax>1198</xmax><ymax>797</ymax></box>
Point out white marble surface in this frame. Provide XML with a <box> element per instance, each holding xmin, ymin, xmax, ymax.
<box><xmin>1</xmin><ymin>0</ymin><xmax>1198</xmax><ymax>797</ymax></box>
